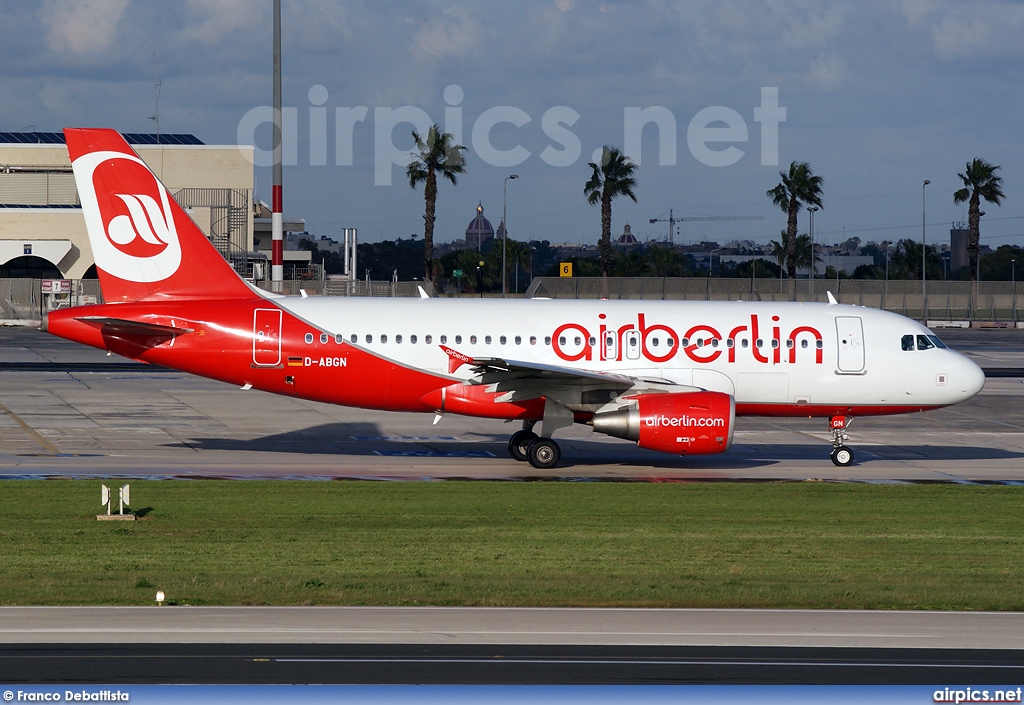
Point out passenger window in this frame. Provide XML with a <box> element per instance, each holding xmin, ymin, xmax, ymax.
<box><xmin>455</xmin><ymin>335</ymin><xmax>462</xmax><ymax>344</ymax></box>
<box><xmin>801</xmin><ymin>339</ymin><xmax>808</xmax><ymax>349</ymax></box>
<box><xmin>470</xmin><ymin>335</ymin><xmax>477</xmax><ymax>344</ymax></box>
<box><xmin>350</xmin><ymin>334</ymin><xmax>357</xmax><ymax>343</ymax></box>
<box><xmin>515</xmin><ymin>336</ymin><xmax>521</xmax><ymax>345</ymax></box>
<box><xmin>335</xmin><ymin>334</ymin><xmax>344</xmax><ymax>344</ymax></box>
<box><xmin>771</xmin><ymin>339</ymin><xmax>779</xmax><ymax>349</ymax></box>
<box><xmin>917</xmin><ymin>335</ymin><xmax>935</xmax><ymax>350</ymax></box>
<box><xmin>588</xmin><ymin>336</ymin><xmax>596</xmax><ymax>346</ymax></box>
<box><xmin>440</xmin><ymin>335</ymin><xmax>447</xmax><ymax>344</ymax></box>
<box><xmin>712</xmin><ymin>338</ymin><xmax>719</xmax><ymax>348</ymax></box>
<box><xmin>786</xmin><ymin>339</ymin><xmax>794</xmax><ymax>349</ymax></box>
<box><xmin>425</xmin><ymin>335</ymin><xmax>432</xmax><ymax>344</ymax></box>
<box><xmin>741</xmin><ymin>339</ymin><xmax>749</xmax><ymax>348</ymax></box>
<box><xmin>410</xmin><ymin>335</ymin><xmax>417</xmax><ymax>344</ymax></box>
<box><xmin>381</xmin><ymin>334</ymin><xmax>388</xmax><ymax>343</ymax></box>
<box><xmin>320</xmin><ymin>333</ymin><xmax>329</xmax><ymax>344</ymax></box>
<box><xmin>681</xmin><ymin>338</ymin><xmax>689</xmax><ymax>346</ymax></box>
<box><xmin>815</xmin><ymin>340</ymin><xmax>823</xmax><ymax>349</ymax></box>
<box><xmin>530</xmin><ymin>336</ymin><xmax>537</xmax><ymax>345</ymax></box>
<box><xmin>667</xmin><ymin>338</ymin><xmax>675</xmax><ymax>348</ymax></box>
<box><xmin>545</xmin><ymin>336</ymin><xmax>551</xmax><ymax>345</ymax></box>
<box><xmin>304</xmin><ymin>333</ymin><xmax>313</xmax><ymax>344</ymax></box>
<box><xmin>395</xmin><ymin>335</ymin><xmax>402</xmax><ymax>344</ymax></box>
<box><xmin>726</xmin><ymin>339</ymin><xmax>734</xmax><ymax>349</ymax></box>
<box><xmin>365</xmin><ymin>334</ymin><xmax>372</xmax><ymax>344</ymax></box>
<box><xmin>485</xmin><ymin>335</ymin><xmax>492</xmax><ymax>344</ymax></box>
<box><xmin>756</xmin><ymin>339</ymin><xmax>763</xmax><ymax>348</ymax></box>
<box><xmin>652</xmin><ymin>338</ymin><xmax>660</xmax><ymax>347</ymax></box>
<box><xmin>500</xmin><ymin>336</ymin><xmax>507</xmax><ymax>345</ymax></box>
<box><xmin>901</xmin><ymin>334</ymin><xmax>915</xmax><ymax>351</ymax></box>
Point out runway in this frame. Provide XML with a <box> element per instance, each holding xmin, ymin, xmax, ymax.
<box><xmin>2</xmin><ymin>607</ymin><xmax>1024</xmax><ymax>684</ymax></box>
<box><xmin>1</xmin><ymin>327</ymin><xmax>1023</xmax><ymax>482</ymax></box>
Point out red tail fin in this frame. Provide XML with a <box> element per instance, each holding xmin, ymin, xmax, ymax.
<box><xmin>64</xmin><ymin>128</ymin><xmax>256</xmax><ymax>302</ymax></box>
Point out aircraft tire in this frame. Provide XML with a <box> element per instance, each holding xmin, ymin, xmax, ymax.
<box><xmin>508</xmin><ymin>430</ymin><xmax>538</xmax><ymax>462</ymax></box>
<box><xmin>831</xmin><ymin>446</ymin><xmax>854</xmax><ymax>467</ymax></box>
<box><xmin>527</xmin><ymin>438</ymin><xmax>560</xmax><ymax>469</ymax></box>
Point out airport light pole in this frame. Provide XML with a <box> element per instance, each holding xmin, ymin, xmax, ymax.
<box><xmin>1013</xmin><ymin>258</ymin><xmax>1017</xmax><ymax>322</ymax></box>
<box><xmin>922</xmin><ymin>179</ymin><xmax>930</xmax><ymax>317</ymax></box>
<box><xmin>502</xmin><ymin>174</ymin><xmax>519</xmax><ymax>299</ymax></box>
<box><xmin>807</xmin><ymin>206</ymin><xmax>819</xmax><ymax>298</ymax></box>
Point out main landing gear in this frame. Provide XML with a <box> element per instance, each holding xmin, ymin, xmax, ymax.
<box><xmin>508</xmin><ymin>422</ymin><xmax>561</xmax><ymax>469</ymax></box>
<box><xmin>829</xmin><ymin>415</ymin><xmax>855</xmax><ymax>467</ymax></box>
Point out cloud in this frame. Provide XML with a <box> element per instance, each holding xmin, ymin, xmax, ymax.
<box><xmin>38</xmin><ymin>0</ymin><xmax>130</xmax><ymax>55</ymax></box>
<box><xmin>915</xmin><ymin>1</ymin><xmax>1024</xmax><ymax>61</ymax></box>
<box><xmin>411</xmin><ymin>6</ymin><xmax>483</xmax><ymax>61</ymax></box>
<box><xmin>180</xmin><ymin>0</ymin><xmax>265</xmax><ymax>45</ymax></box>
<box><xmin>808</xmin><ymin>53</ymin><xmax>846</xmax><ymax>91</ymax></box>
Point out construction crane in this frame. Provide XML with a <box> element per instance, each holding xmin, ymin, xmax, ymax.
<box><xmin>649</xmin><ymin>209</ymin><xmax>764</xmax><ymax>245</ymax></box>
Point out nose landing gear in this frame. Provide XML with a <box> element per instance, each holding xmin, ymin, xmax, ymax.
<box><xmin>829</xmin><ymin>415</ymin><xmax>854</xmax><ymax>466</ymax></box>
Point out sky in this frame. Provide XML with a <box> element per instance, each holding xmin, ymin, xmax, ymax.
<box><xmin>4</xmin><ymin>0</ymin><xmax>1024</xmax><ymax>250</ymax></box>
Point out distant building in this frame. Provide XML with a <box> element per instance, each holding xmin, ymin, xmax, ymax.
<box><xmin>0</xmin><ymin>131</ymin><xmax>254</xmax><ymax>279</ymax></box>
<box><xmin>465</xmin><ymin>202</ymin><xmax>495</xmax><ymax>251</ymax></box>
<box><xmin>615</xmin><ymin>223</ymin><xmax>640</xmax><ymax>248</ymax></box>
<box><xmin>950</xmin><ymin>222</ymin><xmax>969</xmax><ymax>271</ymax></box>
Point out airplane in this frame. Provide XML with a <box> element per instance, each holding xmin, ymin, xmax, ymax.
<box><xmin>43</xmin><ymin>128</ymin><xmax>986</xmax><ymax>469</ymax></box>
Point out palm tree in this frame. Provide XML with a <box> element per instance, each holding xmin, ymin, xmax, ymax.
<box><xmin>766</xmin><ymin>161</ymin><xmax>824</xmax><ymax>278</ymax></box>
<box><xmin>585</xmin><ymin>146</ymin><xmax>638</xmax><ymax>284</ymax></box>
<box><xmin>407</xmin><ymin>125</ymin><xmax>466</xmax><ymax>286</ymax></box>
<box><xmin>954</xmin><ymin>158</ymin><xmax>1004</xmax><ymax>281</ymax></box>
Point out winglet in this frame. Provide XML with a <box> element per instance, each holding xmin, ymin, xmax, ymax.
<box><xmin>827</xmin><ymin>291</ymin><xmax>838</xmax><ymax>305</ymax></box>
<box><xmin>440</xmin><ymin>344</ymin><xmax>474</xmax><ymax>374</ymax></box>
<box><xmin>418</xmin><ymin>286</ymin><xmax>430</xmax><ymax>299</ymax></box>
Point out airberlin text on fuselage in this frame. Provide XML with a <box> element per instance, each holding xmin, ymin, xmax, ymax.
<box><xmin>552</xmin><ymin>313</ymin><xmax>824</xmax><ymax>365</ymax></box>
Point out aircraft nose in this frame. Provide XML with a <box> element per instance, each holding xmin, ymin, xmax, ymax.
<box><xmin>956</xmin><ymin>355</ymin><xmax>986</xmax><ymax>400</ymax></box>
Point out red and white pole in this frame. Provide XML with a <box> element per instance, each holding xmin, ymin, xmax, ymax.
<box><xmin>271</xmin><ymin>0</ymin><xmax>283</xmax><ymax>293</ymax></box>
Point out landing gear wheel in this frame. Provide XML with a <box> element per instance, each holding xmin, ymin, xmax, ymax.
<box><xmin>831</xmin><ymin>446</ymin><xmax>854</xmax><ymax>467</ymax></box>
<box><xmin>527</xmin><ymin>438</ymin><xmax>560</xmax><ymax>469</ymax></box>
<box><xmin>508</xmin><ymin>430</ymin><xmax>538</xmax><ymax>462</ymax></box>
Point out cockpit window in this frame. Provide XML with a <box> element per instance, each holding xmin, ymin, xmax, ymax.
<box><xmin>901</xmin><ymin>334</ymin><xmax>915</xmax><ymax>351</ymax></box>
<box><xmin>916</xmin><ymin>335</ymin><xmax>935</xmax><ymax>350</ymax></box>
<box><xmin>927</xmin><ymin>335</ymin><xmax>947</xmax><ymax>349</ymax></box>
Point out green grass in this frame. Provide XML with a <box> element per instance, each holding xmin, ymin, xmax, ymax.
<box><xmin>0</xmin><ymin>480</ymin><xmax>1022</xmax><ymax>609</ymax></box>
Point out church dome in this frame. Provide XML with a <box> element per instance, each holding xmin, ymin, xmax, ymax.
<box><xmin>465</xmin><ymin>202</ymin><xmax>495</xmax><ymax>248</ymax></box>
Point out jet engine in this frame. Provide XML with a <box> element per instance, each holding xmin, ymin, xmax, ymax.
<box><xmin>591</xmin><ymin>391</ymin><xmax>735</xmax><ymax>455</ymax></box>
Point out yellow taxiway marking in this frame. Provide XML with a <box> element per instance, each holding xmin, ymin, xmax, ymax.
<box><xmin>0</xmin><ymin>401</ymin><xmax>62</xmax><ymax>455</ymax></box>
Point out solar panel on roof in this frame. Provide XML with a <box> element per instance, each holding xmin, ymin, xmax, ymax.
<box><xmin>0</xmin><ymin>131</ymin><xmax>204</xmax><ymax>145</ymax></box>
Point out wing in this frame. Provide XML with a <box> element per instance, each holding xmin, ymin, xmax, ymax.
<box><xmin>438</xmin><ymin>345</ymin><xmax>696</xmax><ymax>413</ymax></box>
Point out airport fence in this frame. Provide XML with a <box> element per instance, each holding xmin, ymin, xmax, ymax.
<box><xmin>4</xmin><ymin>277</ymin><xmax>1023</xmax><ymax>324</ymax></box>
<box><xmin>0</xmin><ymin>278</ymin><xmax>434</xmax><ymax>321</ymax></box>
<box><xmin>524</xmin><ymin>277</ymin><xmax>1024</xmax><ymax>323</ymax></box>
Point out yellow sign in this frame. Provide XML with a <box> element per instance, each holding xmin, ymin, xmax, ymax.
<box><xmin>559</xmin><ymin>262</ymin><xmax>573</xmax><ymax>277</ymax></box>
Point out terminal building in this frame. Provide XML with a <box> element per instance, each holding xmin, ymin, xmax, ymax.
<box><xmin>0</xmin><ymin>131</ymin><xmax>256</xmax><ymax>279</ymax></box>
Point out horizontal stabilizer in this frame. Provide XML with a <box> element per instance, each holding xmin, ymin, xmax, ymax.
<box><xmin>76</xmin><ymin>317</ymin><xmax>194</xmax><ymax>339</ymax></box>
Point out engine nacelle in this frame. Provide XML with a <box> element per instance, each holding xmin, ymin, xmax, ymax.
<box><xmin>592</xmin><ymin>391</ymin><xmax>735</xmax><ymax>455</ymax></box>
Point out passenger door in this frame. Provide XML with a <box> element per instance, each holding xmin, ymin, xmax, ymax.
<box><xmin>253</xmin><ymin>308</ymin><xmax>282</xmax><ymax>367</ymax></box>
<box><xmin>835</xmin><ymin>316</ymin><xmax>865</xmax><ymax>373</ymax></box>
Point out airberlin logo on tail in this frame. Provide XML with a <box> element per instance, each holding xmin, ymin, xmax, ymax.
<box><xmin>107</xmin><ymin>193</ymin><xmax>172</xmax><ymax>257</ymax></box>
<box><xmin>71</xmin><ymin>150</ymin><xmax>182</xmax><ymax>283</ymax></box>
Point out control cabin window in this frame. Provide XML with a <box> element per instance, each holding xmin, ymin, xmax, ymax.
<box><xmin>902</xmin><ymin>334</ymin><xmax>915</xmax><ymax>351</ymax></box>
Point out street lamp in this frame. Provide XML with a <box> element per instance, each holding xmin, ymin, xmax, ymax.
<box><xmin>709</xmin><ymin>248</ymin><xmax>720</xmax><ymax>277</ymax></box>
<box><xmin>502</xmin><ymin>174</ymin><xmax>519</xmax><ymax>298</ymax></box>
<box><xmin>1013</xmin><ymin>258</ymin><xmax>1017</xmax><ymax>322</ymax></box>
<box><xmin>922</xmin><ymin>179</ymin><xmax>930</xmax><ymax>317</ymax></box>
<box><xmin>807</xmin><ymin>206</ymin><xmax>819</xmax><ymax>298</ymax></box>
